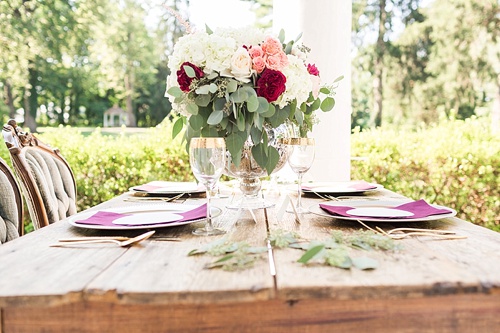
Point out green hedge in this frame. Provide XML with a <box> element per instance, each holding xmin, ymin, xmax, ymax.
<box><xmin>1</xmin><ymin>118</ymin><xmax>498</xmax><ymax>233</ymax></box>
<box><xmin>351</xmin><ymin>118</ymin><xmax>499</xmax><ymax>231</ymax></box>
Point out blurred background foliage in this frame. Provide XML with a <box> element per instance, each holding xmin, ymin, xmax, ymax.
<box><xmin>0</xmin><ymin>0</ymin><xmax>499</xmax><ymax>232</ymax></box>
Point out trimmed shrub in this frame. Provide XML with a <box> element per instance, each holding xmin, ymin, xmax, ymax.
<box><xmin>351</xmin><ymin>118</ymin><xmax>499</xmax><ymax>231</ymax></box>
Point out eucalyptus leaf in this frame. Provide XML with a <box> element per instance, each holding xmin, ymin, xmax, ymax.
<box><xmin>265</xmin><ymin>146</ymin><xmax>280</xmax><ymax>175</ymax></box>
<box><xmin>295</xmin><ymin>110</ymin><xmax>304</xmax><ymax>126</ymax></box>
<box><xmin>195</xmin><ymin>85</ymin><xmax>211</xmax><ymax>95</ymax></box>
<box><xmin>172</xmin><ymin>117</ymin><xmax>184</xmax><ymax>139</ymax></box>
<box><xmin>209</xmin><ymin>83</ymin><xmax>218</xmax><ymax>93</ymax></box>
<box><xmin>251</xmin><ymin>143</ymin><xmax>267</xmax><ymax>170</ymax></box>
<box><xmin>195</xmin><ymin>94</ymin><xmax>211</xmax><ymax>107</ymax></box>
<box><xmin>189</xmin><ymin>114</ymin><xmax>204</xmax><ymax>131</ymax></box>
<box><xmin>247</xmin><ymin>95</ymin><xmax>259</xmax><ymax>112</ymax></box>
<box><xmin>261</xmin><ymin>103</ymin><xmax>276</xmax><ymax>118</ymax></box>
<box><xmin>247</xmin><ymin>247</ymin><xmax>267</xmax><ymax>254</ymax></box>
<box><xmin>227</xmin><ymin>79</ymin><xmax>238</xmax><ymax>93</ymax></box>
<box><xmin>214</xmin><ymin>98</ymin><xmax>226</xmax><ymax>112</ymax></box>
<box><xmin>250</xmin><ymin>127</ymin><xmax>262</xmax><ymax>145</ymax></box>
<box><xmin>256</xmin><ymin>97</ymin><xmax>269</xmax><ymax>113</ymax></box>
<box><xmin>333</xmin><ymin>75</ymin><xmax>344</xmax><ymax>83</ymax></box>
<box><xmin>278</xmin><ymin>28</ymin><xmax>285</xmax><ymax>43</ymax></box>
<box><xmin>320</xmin><ymin>97</ymin><xmax>335</xmax><ymax>111</ymax></box>
<box><xmin>167</xmin><ymin>86</ymin><xmax>183</xmax><ymax>98</ymax></box>
<box><xmin>253</xmin><ymin>112</ymin><xmax>263</xmax><ymax>130</ymax></box>
<box><xmin>237</xmin><ymin>112</ymin><xmax>245</xmax><ymax>131</ymax></box>
<box><xmin>186</xmin><ymin>103</ymin><xmax>199</xmax><ymax>115</ymax></box>
<box><xmin>183</xmin><ymin>65</ymin><xmax>196</xmax><ymax>78</ymax></box>
<box><xmin>352</xmin><ymin>257</ymin><xmax>378</xmax><ymax>270</ymax></box>
<box><xmin>298</xmin><ymin>244</ymin><xmax>325</xmax><ymax>264</ymax></box>
<box><xmin>230</xmin><ymin>88</ymin><xmax>248</xmax><ymax>104</ymax></box>
<box><xmin>205</xmin><ymin>24</ymin><xmax>213</xmax><ymax>34</ymax></box>
<box><xmin>284</xmin><ymin>41</ymin><xmax>293</xmax><ymax>54</ymax></box>
<box><xmin>207</xmin><ymin>110</ymin><xmax>224</xmax><ymax>125</ymax></box>
<box><xmin>226</xmin><ymin>133</ymin><xmax>245</xmax><ymax>162</ymax></box>
<box><xmin>201</xmin><ymin>126</ymin><xmax>218</xmax><ymax>137</ymax></box>
<box><xmin>294</xmin><ymin>32</ymin><xmax>303</xmax><ymax>43</ymax></box>
<box><xmin>319</xmin><ymin>87</ymin><xmax>331</xmax><ymax>94</ymax></box>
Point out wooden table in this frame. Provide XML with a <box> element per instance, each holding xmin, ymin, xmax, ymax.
<box><xmin>0</xmin><ymin>187</ymin><xmax>499</xmax><ymax>332</ymax></box>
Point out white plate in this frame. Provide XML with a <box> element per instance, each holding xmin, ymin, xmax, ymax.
<box><xmin>302</xmin><ymin>181</ymin><xmax>383</xmax><ymax>194</ymax></box>
<box><xmin>112</xmin><ymin>212</ymin><xmax>184</xmax><ymax>225</ymax></box>
<box><xmin>129</xmin><ymin>181</ymin><xmax>205</xmax><ymax>194</ymax></box>
<box><xmin>68</xmin><ymin>204</ymin><xmax>221</xmax><ymax>230</ymax></box>
<box><xmin>346</xmin><ymin>207</ymin><xmax>414</xmax><ymax>218</ymax></box>
<box><xmin>308</xmin><ymin>200</ymin><xmax>457</xmax><ymax>222</ymax></box>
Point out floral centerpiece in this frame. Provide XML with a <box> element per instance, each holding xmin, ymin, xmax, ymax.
<box><xmin>165</xmin><ymin>26</ymin><xmax>341</xmax><ymax>174</ymax></box>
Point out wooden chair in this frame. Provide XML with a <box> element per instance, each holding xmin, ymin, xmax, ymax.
<box><xmin>0</xmin><ymin>157</ymin><xmax>23</xmax><ymax>243</ymax></box>
<box><xmin>2</xmin><ymin>120</ymin><xmax>77</xmax><ymax>230</ymax></box>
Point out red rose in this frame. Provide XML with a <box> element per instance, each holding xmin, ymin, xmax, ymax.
<box><xmin>177</xmin><ymin>62</ymin><xmax>204</xmax><ymax>92</ymax></box>
<box><xmin>256</xmin><ymin>69</ymin><xmax>286</xmax><ymax>103</ymax></box>
<box><xmin>307</xmin><ymin>63</ymin><xmax>320</xmax><ymax>76</ymax></box>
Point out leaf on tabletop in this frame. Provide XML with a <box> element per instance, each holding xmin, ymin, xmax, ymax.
<box><xmin>352</xmin><ymin>257</ymin><xmax>378</xmax><ymax>270</ymax></box>
<box><xmin>247</xmin><ymin>246</ymin><xmax>267</xmax><ymax>254</ymax></box>
<box><xmin>298</xmin><ymin>244</ymin><xmax>325</xmax><ymax>264</ymax></box>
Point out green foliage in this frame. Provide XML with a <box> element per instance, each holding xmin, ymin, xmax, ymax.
<box><xmin>351</xmin><ymin>118</ymin><xmax>500</xmax><ymax>231</ymax></box>
<box><xmin>35</xmin><ymin>123</ymin><xmax>191</xmax><ymax>211</ymax></box>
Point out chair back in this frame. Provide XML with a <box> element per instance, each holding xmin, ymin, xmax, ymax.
<box><xmin>0</xmin><ymin>157</ymin><xmax>23</xmax><ymax>243</ymax></box>
<box><xmin>2</xmin><ymin>120</ymin><xmax>77</xmax><ymax>229</ymax></box>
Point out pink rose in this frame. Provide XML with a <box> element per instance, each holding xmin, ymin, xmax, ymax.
<box><xmin>262</xmin><ymin>36</ymin><xmax>283</xmax><ymax>56</ymax></box>
<box><xmin>252</xmin><ymin>56</ymin><xmax>266</xmax><ymax>73</ymax></box>
<box><xmin>265</xmin><ymin>53</ymin><xmax>288</xmax><ymax>71</ymax></box>
<box><xmin>256</xmin><ymin>69</ymin><xmax>286</xmax><ymax>103</ymax></box>
<box><xmin>248</xmin><ymin>45</ymin><xmax>264</xmax><ymax>58</ymax></box>
<box><xmin>307</xmin><ymin>63</ymin><xmax>320</xmax><ymax>76</ymax></box>
<box><xmin>176</xmin><ymin>62</ymin><xmax>204</xmax><ymax>92</ymax></box>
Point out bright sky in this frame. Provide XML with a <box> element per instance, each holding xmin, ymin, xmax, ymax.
<box><xmin>188</xmin><ymin>0</ymin><xmax>255</xmax><ymax>30</ymax></box>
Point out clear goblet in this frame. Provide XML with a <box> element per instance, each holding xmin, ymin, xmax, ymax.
<box><xmin>283</xmin><ymin>138</ymin><xmax>315</xmax><ymax>214</ymax></box>
<box><xmin>189</xmin><ymin>137</ymin><xmax>226</xmax><ymax>236</ymax></box>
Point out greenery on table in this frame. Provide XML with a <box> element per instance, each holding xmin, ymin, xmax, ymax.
<box><xmin>188</xmin><ymin>229</ymin><xmax>399</xmax><ymax>272</ymax></box>
<box><xmin>0</xmin><ymin>117</ymin><xmax>497</xmax><ymax>233</ymax></box>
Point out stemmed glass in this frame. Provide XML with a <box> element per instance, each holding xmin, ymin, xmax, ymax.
<box><xmin>284</xmin><ymin>138</ymin><xmax>315</xmax><ymax>214</ymax></box>
<box><xmin>189</xmin><ymin>137</ymin><xmax>226</xmax><ymax>236</ymax></box>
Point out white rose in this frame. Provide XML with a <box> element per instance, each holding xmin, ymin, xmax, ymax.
<box><xmin>221</xmin><ymin>47</ymin><xmax>253</xmax><ymax>83</ymax></box>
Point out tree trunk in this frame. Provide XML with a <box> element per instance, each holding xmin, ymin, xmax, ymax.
<box><xmin>23</xmin><ymin>65</ymin><xmax>38</xmax><ymax>133</ymax></box>
<box><xmin>371</xmin><ymin>0</ymin><xmax>386</xmax><ymax>128</ymax></box>
<box><xmin>492</xmin><ymin>73</ymin><xmax>500</xmax><ymax>133</ymax></box>
<box><xmin>125</xmin><ymin>72</ymin><xmax>137</xmax><ymax>127</ymax></box>
<box><xmin>4</xmin><ymin>80</ymin><xmax>17</xmax><ymax>119</ymax></box>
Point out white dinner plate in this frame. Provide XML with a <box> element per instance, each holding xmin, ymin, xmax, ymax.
<box><xmin>129</xmin><ymin>181</ymin><xmax>205</xmax><ymax>195</ymax></box>
<box><xmin>308</xmin><ymin>200</ymin><xmax>457</xmax><ymax>222</ymax></box>
<box><xmin>302</xmin><ymin>181</ymin><xmax>383</xmax><ymax>194</ymax></box>
<box><xmin>68</xmin><ymin>204</ymin><xmax>222</xmax><ymax>230</ymax></box>
<box><xmin>111</xmin><ymin>212</ymin><xmax>184</xmax><ymax>225</ymax></box>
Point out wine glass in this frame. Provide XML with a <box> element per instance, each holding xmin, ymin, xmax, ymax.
<box><xmin>284</xmin><ymin>138</ymin><xmax>315</xmax><ymax>214</ymax></box>
<box><xmin>189</xmin><ymin>137</ymin><xmax>226</xmax><ymax>236</ymax></box>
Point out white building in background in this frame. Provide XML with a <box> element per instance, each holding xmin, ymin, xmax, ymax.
<box><xmin>274</xmin><ymin>0</ymin><xmax>352</xmax><ymax>182</ymax></box>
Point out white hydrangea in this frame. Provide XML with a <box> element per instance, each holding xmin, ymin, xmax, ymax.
<box><xmin>215</xmin><ymin>26</ymin><xmax>267</xmax><ymax>47</ymax></box>
<box><xmin>167</xmin><ymin>32</ymin><xmax>211</xmax><ymax>72</ymax></box>
<box><xmin>203</xmin><ymin>34</ymin><xmax>236</xmax><ymax>73</ymax></box>
<box><xmin>278</xmin><ymin>55</ymin><xmax>312</xmax><ymax>108</ymax></box>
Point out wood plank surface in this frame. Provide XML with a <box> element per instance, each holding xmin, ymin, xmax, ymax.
<box><xmin>3</xmin><ymin>294</ymin><xmax>500</xmax><ymax>332</ymax></box>
<box><xmin>1</xmin><ymin>187</ymin><xmax>500</xmax><ymax>332</ymax></box>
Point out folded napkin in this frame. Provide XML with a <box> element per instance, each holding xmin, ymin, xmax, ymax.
<box><xmin>75</xmin><ymin>204</ymin><xmax>207</xmax><ymax>227</ymax></box>
<box><xmin>302</xmin><ymin>180</ymin><xmax>377</xmax><ymax>191</ymax></box>
<box><xmin>319</xmin><ymin>199</ymin><xmax>452</xmax><ymax>219</ymax></box>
